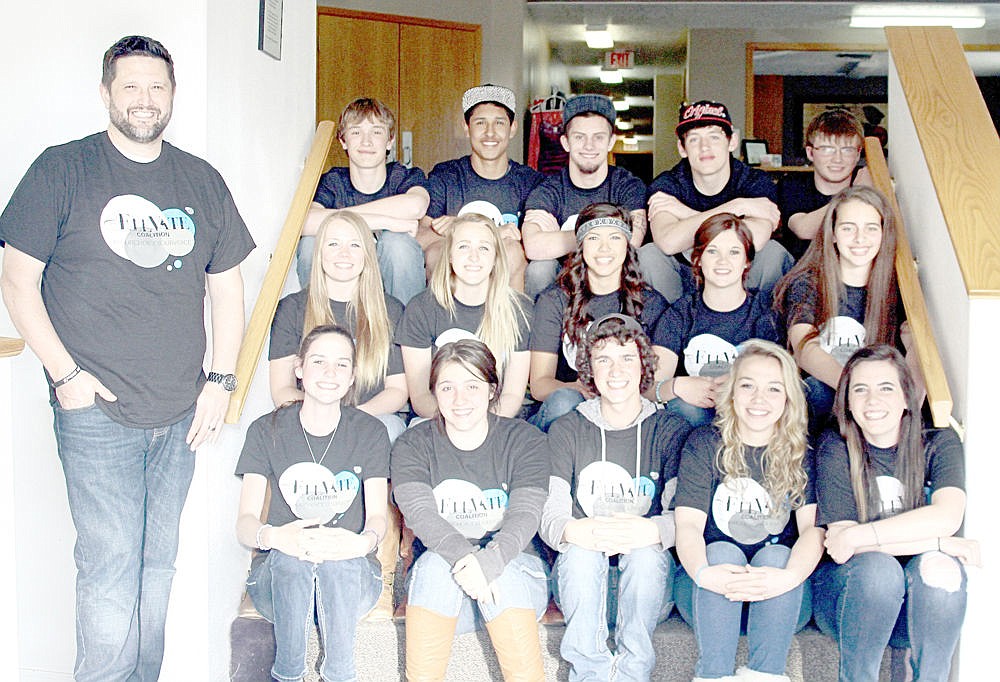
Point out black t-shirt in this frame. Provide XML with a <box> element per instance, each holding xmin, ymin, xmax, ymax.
<box><xmin>268</xmin><ymin>289</ymin><xmax>404</xmax><ymax>405</ymax></box>
<box><xmin>235</xmin><ymin>403</ymin><xmax>390</xmax><ymax>533</ymax></box>
<box><xmin>776</xmin><ymin>172</ymin><xmax>832</xmax><ymax>262</ymax></box>
<box><xmin>530</xmin><ymin>285</ymin><xmax>668</xmax><ymax>383</ymax></box>
<box><xmin>814</xmin><ymin>427</ymin><xmax>965</xmax><ymax>527</ymax></box>
<box><xmin>425</xmin><ymin>156</ymin><xmax>544</xmax><ymax>224</ymax></box>
<box><xmin>675</xmin><ymin>426</ymin><xmax>815</xmax><ymax>555</ymax></box>
<box><xmin>391</xmin><ymin>415</ymin><xmax>549</xmax><ymax>545</ymax></box>
<box><xmin>312</xmin><ymin>162</ymin><xmax>427</xmax><ymax>215</ymax></box>
<box><xmin>395</xmin><ymin>288</ymin><xmax>532</xmax><ymax>355</ymax></box>
<box><xmin>783</xmin><ymin>273</ymin><xmax>868</xmax><ymax>366</ymax></box>
<box><xmin>525</xmin><ymin>166</ymin><xmax>646</xmax><ymax>230</ymax></box>
<box><xmin>653</xmin><ymin>291</ymin><xmax>780</xmax><ymax>378</ymax></box>
<box><xmin>548</xmin><ymin>408</ymin><xmax>692</xmax><ymax>520</ymax></box>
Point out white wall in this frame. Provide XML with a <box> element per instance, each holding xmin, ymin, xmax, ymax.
<box><xmin>0</xmin><ymin>2</ymin><xmax>315</xmax><ymax>680</ymax></box>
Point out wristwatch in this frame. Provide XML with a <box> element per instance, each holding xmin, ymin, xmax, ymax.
<box><xmin>207</xmin><ymin>371</ymin><xmax>238</xmax><ymax>392</ymax></box>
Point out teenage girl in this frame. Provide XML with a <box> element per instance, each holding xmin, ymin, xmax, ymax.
<box><xmin>674</xmin><ymin>340</ymin><xmax>823</xmax><ymax>682</ymax></box>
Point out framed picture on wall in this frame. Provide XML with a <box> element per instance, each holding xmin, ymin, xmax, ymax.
<box><xmin>741</xmin><ymin>139</ymin><xmax>769</xmax><ymax>166</ymax></box>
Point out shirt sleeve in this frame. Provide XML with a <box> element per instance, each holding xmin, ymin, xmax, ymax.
<box><xmin>0</xmin><ymin>148</ymin><xmax>65</xmax><ymax>262</ymax></box>
<box><xmin>234</xmin><ymin>417</ymin><xmax>272</xmax><ymax>478</ymax></box>
<box><xmin>647</xmin><ymin>168</ymin><xmax>682</xmax><ymax>202</ymax></box>
<box><xmin>674</xmin><ymin>426</ymin><xmax>718</xmax><ymax>514</ymax></box>
<box><xmin>386</xmin><ymin>295</ymin><xmax>405</xmax><ymax>376</ymax></box>
<box><xmin>654</xmin><ymin>298</ymin><xmax>691</xmax><ymax>356</ymax></box>
<box><xmin>528</xmin><ymin>288</ymin><xmax>564</xmax><ymax>353</ymax></box>
<box><xmin>925</xmin><ymin>428</ymin><xmax>965</xmax><ymax>493</ymax></box>
<box><xmin>613</xmin><ymin>168</ymin><xmax>648</xmax><ymax>211</ymax></box>
<box><xmin>784</xmin><ymin>274</ymin><xmax>818</xmax><ymax>328</ymax></box>
<box><xmin>813</xmin><ymin>429</ymin><xmax>859</xmax><ymax>526</ymax></box>
<box><xmin>268</xmin><ymin>292</ymin><xmax>304</xmax><ymax>360</ymax></box>
<box><xmin>312</xmin><ymin>167</ymin><xmax>344</xmax><ymax>208</ymax></box>
<box><xmin>424</xmin><ymin>163</ymin><xmax>450</xmax><ymax>218</ymax></box>
<box><xmin>395</xmin><ymin>290</ymin><xmax>434</xmax><ymax>348</ymax></box>
<box><xmin>525</xmin><ymin>177</ymin><xmax>561</xmax><ymax>214</ymax></box>
<box><xmin>204</xmin><ymin>172</ymin><xmax>256</xmax><ymax>274</ymax></box>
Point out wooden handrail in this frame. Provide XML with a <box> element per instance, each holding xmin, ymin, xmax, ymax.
<box><xmin>0</xmin><ymin>337</ymin><xmax>24</xmax><ymax>359</ymax></box>
<box><xmin>225</xmin><ymin>121</ymin><xmax>337</xmax><ymax>423</ymax></box>
<box><xmin>864</xmin><ymin>137</ymin><xmax>953</xmax><ymax>427</ymax></box>
<box><xmin>886</xmin><ymin>27</ymin><xmax>1000</xmax><ymax>298</ymax></box>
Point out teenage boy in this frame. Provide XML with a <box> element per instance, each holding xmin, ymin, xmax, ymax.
<box><xmin>299</xmin><ymin>98</ymin><xmax>429</xmax><ymax>303</ymax></box>
<box><xmin>777</xmin><ymin>109</ymin><xmax>871</xmax><ymax>261</ymax></box>
<box><xmin>638</xmin><ymin>100</ymin><xmax>791</xmax><ymax>303</ymax></box>
<box><xmin>420</xmin><ymin>84</ymin><xmax>544</xmax><ymax>290</ymax></box>
<box><xmin>522</xmin><ymin>94</ymin><xmax>647</xmax><ymax>299</ymax></box>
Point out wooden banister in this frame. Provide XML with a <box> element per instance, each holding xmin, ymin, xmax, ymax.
<box><xmin>864</xmin><ymin>137</ymin><xmax>953</xmax><ymax>427</ymax></box>
<box><xmin>0</xmin><ymin>337</ymin><xmax>24</xmax><ymax>359</ymax></box>
<box><xmin>225</xmin><ymin>122</ymin><xmax>336</xmax><ymax>423</ymax></box>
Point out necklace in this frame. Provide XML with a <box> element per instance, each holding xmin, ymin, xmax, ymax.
<box><xmin>301</xmin><ymin>420</ymin><xmax>337</xmax><ymax>467</ymax></box>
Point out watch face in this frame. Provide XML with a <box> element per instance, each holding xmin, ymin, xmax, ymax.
<box><xmin>222</xmin><ymin>374</ymin><xmax>238</xmax><ymax>391</ymax></box>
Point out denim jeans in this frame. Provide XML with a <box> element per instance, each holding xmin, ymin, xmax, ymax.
<box><xmin>638</xmin><ymin>240</ymin><xmax>793</xmax><ymax>304</ymax></box>
<box><xmin>53</xmin><ymin>402</ymin><xmax>196</xmax><ymax>682</ymax></box>
<box><xmin>407</xmin><ymin>550</ymin><xmax>549</xmax><ymax>634</ymax></box>
<box><xmin>663</xmin><ymin>398</ymin><xmax>716</xmax><ymax>428</ymax></box>
<box><xmin>803</xmin><ymin>376</ymin><xmax>836</xmax><ymax>437</ymax></box>
<box><xmin>812</xmin><ymin>552</ymin><xmax>967</xmax><ymax>682</ymax></box>
<box><xmin>554</xmin><ymin>545</ymin><xmax>675</xmax><ymax>681</ymax></box>
<box><xmin>297</xmin><ymin>232</ymin><xmax>426</xmax><ymax>303</ymax></box>
<box><xmin>675</xmin><ymin>541</ymin><xmax>811</xmax><ymax>678</ymax></box>
<box><xmin>247</xmin><ymin>550</ymin><xmax>381</xmax><ymax>682</ymax></box>
<box><xmin>528</xmin><ymin>387</ymin><xmax>584</xmax><ymax>433</ymax></box>
<box><xmin>524</xmin><ymin>259</ymin><xmax>561</xmax><ymax>302</ymax></box>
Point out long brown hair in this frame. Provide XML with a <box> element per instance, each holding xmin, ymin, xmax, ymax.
<box><xmin>558</xmin><ymin>203</ymin><xmax>646</xmax><ymax>346</ymax></box>
<box><xmin>774</xmin><ymin>185</ymin><xmax>899</xmax><ymax>352</ymax></box>
<box><xmin>832</xmin><ymin>345</ymin><xmax>925</xmax><ymax>522</ymax></box>
<box><xmin>430</xmin><ymin>340</ymin><xmax>502</xmax><ymax>430</ymax></box>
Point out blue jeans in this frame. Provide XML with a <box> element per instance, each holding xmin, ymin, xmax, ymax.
<box><xmin>529</xmin><ymin>387</ymin><xmax>584</xmax><ymax>433</ymax></box>
<box><xmin>675</xmin><ymin>541</ymin><xmax>811</xmax><ymax>678</ymax></box>
<box><xmin>554</xmin><ymin>545</ymin><xmax>675</xmax><ymax>681</ymax></box>
<box><xmin>638</xmin><ymin>240</ymin><xmax>793</xmax><ymax>304</ymax></box>
<box><xmin>804</xmin><ymin>376</ymin><xmax>836</xmax><ymax>436</ymax></box>
<box><xmin>663</xmin><ymin>398</ymin><xmax>715</xmax><ymax>428</ymax></box>
<box><xmin>53</xmin><ymin>403</ymin><xmax>196</xmax><ymax>682</ymax></box>
<box><xmin>407</xmin><ymin>550</ymin><xmax>548</xmax><ymax>634</ymax></box>
<box><xmin>247</xmin><ymin>551</ymin><xmax>381</xmax><ymax>682</ymax></box>
<box><xmin>812</xmin><ymin>552</ymin><xmax>967</xmax><ymax>682</ymax></box>
<box><xmin>524</xmin><ymin>259</ymin><xmax>561</xmax><ymax>302</ymax></box>
<box><xmin>297</xmin><ymin>232</ymin><xmax>426</xmax><ymax>303</ymax></box>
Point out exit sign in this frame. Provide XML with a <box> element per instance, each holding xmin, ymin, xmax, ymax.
<box><xmin>604</xmin><ymin>50</ymin><xmax>634</xmax><ymax>69</ymax></box>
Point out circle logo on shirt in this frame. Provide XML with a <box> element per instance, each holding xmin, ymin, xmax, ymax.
<box><xmin>875</xmin><ymin>475</ymin><xmax>906</xmax><ymax>517</ymax></box>
<box><xmin>819</xmin><ymin>317</ymin><xmax>866</xmax><ymax>366</ymax></box>
<box><xmin>435</xmin><ymin>327</ymin><xmax>480</xmax><ymax>350</ymax></box>
<box><xmin>576</xmin><ymin>460</ymin><xmax>655</xmax><ymax>517</ymax></box>
<box><xmin>433</xmin><ymin>478</ymin><xmax>508</xmax><ymax>538</ymax></box>
<box><xmin>278</xmin><ymin>461</ymin><xmax>360</xmax><ymax>525</ymax></box>
<box><xmin>711</xmin><ymin>477</ymin><xmax>789</xmax><ymax>545</ymax></box>
<box><xmin>100</xmin><ymin>195</ymin><xmax>196</xmax><ymax>269</ymax></box>
<box><xmin>561</xmin><ymin>319</ymin><xmax>596</xmax><ymax>372</ymax></box>
<box><xmin>459</xmin><ymin>200</ymin><xmax>504</xmax><ymax>225</ymax></box>
<box><xmin>561</xmin><ymin>214</ymin><xmax>579</xmax><ymax>232</ymax></box>
<box><xmin>683</xmin><ymin>334</ymin><xmax>739</xmax><ymax>377</ymax></box>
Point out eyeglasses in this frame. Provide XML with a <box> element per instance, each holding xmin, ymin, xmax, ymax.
<box><xmin>811</xmin><ymin>145</ymin><xmax>861</xmax><ymax>158</ymax></box>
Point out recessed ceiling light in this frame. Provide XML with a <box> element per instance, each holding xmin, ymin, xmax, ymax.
<box><xmin>616</xmin><ymin>120</ymin><xmax>634</xmax><ymax>130</ymax></box>
<box><xmin>613</xmin><ymin>99</ymin><xmax>629</xmax><ymax>112</ymax></box>
<box><xmin>850</xmin><ymin>6</ymin><xmax>985</xmax><ymax>29</ymax></box>
<box><xmin>599</xmin><ymin>69</ymin><xmax>623</xmax><ymax>84</ymax></box>
<box><xmin>585</xmin><ymin>25</ymin><xmax>614</xmax><ymax>49</ymax></box>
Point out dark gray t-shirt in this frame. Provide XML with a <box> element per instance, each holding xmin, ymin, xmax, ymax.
<box><xmin>675</xmin><ymin>426</ymin><xmax>815</xmax><ymax>555</ymax></box>
<box><xmin>395</xmin><ymin>288</ymin><xmax>532</xmax><ymax>355</ymax></box>
<box><xmin>0</xmin><ymin>132</ymin><xmax>255</xmax><ymax>427</ymax></box>
<box><xmin>391</xmin><ymin>415</ymin><xmax>549</xmax><ymax>545</ymax></box>
<box><xmin>235</xmin><ymin>403</ymin><xmax>390</xmax><ymax>532</ymax></box>
<box><xmin>312</xmin><ymin>162</ymin><xmax>427</xmax><ymax>213</ymax></box>
<box><xmin>814</xmin><ymin>427</ymin><xmax>964</xmax><ymax>528</ymax></box>
<box><xmin>525</xmin><ymin>166</ymin><xmax>646</xmax><ymax>229</ymax></box>
<box><xmin>426</xmin><ymin>156</ymin><xmax>543</xmax><ymax>224</ymax></box>
<box><xmin>784</xmin><ymin>274</ymin><xmax>868</xmax><ymax>366</ymax></box>
<box><xmin>548</xmin><ymin>409</ymin><xmax>692</xmax><ymax>520</ymax></box>
<box><xmin>268</xmin><ymin>289</ymin><xmax>404</xmax><ymax>405</ymax></box>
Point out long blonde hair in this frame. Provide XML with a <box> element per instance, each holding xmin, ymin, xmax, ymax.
<box><xmin>429</xmin><ymin>214</ymin><xmax>528</xmax><ymax>369</ymax></box>
<box><xmin>305</xmin><ymin>210</ymin><xmax>391</xmax><ymax>401</ymax></box>
<box><xmin>714</xmin><ymin>339</ymin><xmax>809</xmax><ymax>512</ymax></box>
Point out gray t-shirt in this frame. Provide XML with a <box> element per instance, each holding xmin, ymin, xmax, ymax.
<box><xmin>268</xmin><ymin>289</ymin><xmax>404</xmax><ymax>405</ymax></box>
<box><xmin>0</xmin><ymin>132</ymin><xmax>255</xmax><ymax>427</ymax></box>
<box><xmin>235</xmin><ymin>403</ymin><xmax>390</xmax><ymax>532</ymax></box>
<box><xmin>395</xmin><ymin>288</ymin><xmax>532</xmax><ymax>355</ymax></box>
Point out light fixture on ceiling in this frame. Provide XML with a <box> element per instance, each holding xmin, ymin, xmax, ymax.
<box><xmin>613</xmin><ymin>99</ymin><xmax>629</xmax><ymax>112</ymax></box>
<box><xmin>585</xmin><ymin>25</ymin><xmax>614</xmax><ymax>49</ymax></box>
<box><xmin>599</xmin><ymin>68</ymin><xmax>623</xmax><ymax>84</ymax></box>
<box><xmin>849</xmin><ymin>6</ymin><xmax>985</xmax><ymax>29</ymax></box>
<box><xmin>623</xmin><ymin>136</ymin><xmax>639</xmax><ymax>147</ymax></box>
<box><xmin>616</xmin><ymin>120</ymin><xmax>634</xmax><ymax>130</ymax></box>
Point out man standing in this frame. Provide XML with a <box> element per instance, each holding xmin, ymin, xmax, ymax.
<box><xmin>522</xmin><ymin>94</ymin><xmax>647</xmax><ymax>299</ymax></box>
<box><xmin>300</xmin><ymin>97</ymin><xmax>429</xmax><ymax>303</ymax></box>
<box><xmin>638</xmin><ymin>100</ymin><xmax>791</xmax><ymax>303</ymax></box>
<box><xmin>420</xmin><ymin>84</ymin><xmax>544</xmax><ymax>290</ymax></box>
<box><xmin>0</xmin><ymin>36</ymin><xmax>255</xmax><ymax>681</ymax></box>
<box><xmin>777</xmin><ymin>109</ymin><xmax>870</xmax><ymax>261</ymax></box>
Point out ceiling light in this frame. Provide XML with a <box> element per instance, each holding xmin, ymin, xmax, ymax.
<box><xmin>623</xmin><ymin>137</ymin><xmax>639</xmax><ymax>147</ymax></box>
<box><xmin>616</xmin><ymin>120</ymin><xmax>633</xmax><ymax>130</ymax></box>
<box><xmin>599</xmin><ymin>69</ymin><xmax>623</xmax><ymax>84</ymax></box>
<box><xmin>585</xmin><ymin>25</ymin><xmax>614</xmax><ymax>49</ymax></box>
<box><xmin>850</xmin><ymin>6</ymin><xmax>985</xmax><ymax>29</ymax></box>
<box><xmin>613</xmin><ymin>99</ymin><xmax>629</xmax><ymax>112</ymax></box>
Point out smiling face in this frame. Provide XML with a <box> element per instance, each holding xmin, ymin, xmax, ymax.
<box><xmin>561</xmin><ymin>115</ymin><xmax>615</xmax><ymax>175</ymax></box>
<box><xmin>340</xmin><ymin>116</ymin><xmax>394</xmax><ymax>169</ymax></box>
<box><xmin>434</xmin><ymin>359</ymin><xmax>492</xmax><ymax>435</ymax></box>
<box><xmin>678</xmin><ymin>125</ymin><xmax>737</xmax><ymax>178</ymax></box>
<box><xmin>295</xmin><ymin>332</ymin><xmax>355</xmax><ymax>406</ymax></box>
<box><xmin>465</xmin><ymin>103</ymin><xmax>516</xmax><ymax>163</ymax></box>
<box><xmin>590</xmin><ymin>338</ymin><xmax>642</xmax><ymax>407</ymax></box>
<box><xmin>732</xmin><ymin>354</ymin><xmax>787</xmax><ymax>446</ymax></box>
<box><xmin>833</xmin><ymin>198</ymin><xmax>883</xmax><ymax>278</ymax></box>
<box><xmin>320</xmin><ymin>218</ymin><xmax>366</xmax><ymax>287</ymax></box>
<box><xmin>698</xmin><ymin>228</ymin><xmax>749</xmax><ymax>291</ymax></box>
<box><xmin>101</xmin><ymin>55</ymin><xmax>174</xmax><ymax>144</ymax></box>
<box><xmin>582</xmin><ymin>224</ymin><xmax>628</xmax><ymax>283</ymax></box>
<box><xmin>449</xmin><ymin>219</ymin><xmax>497</xmax><ymax>290</ymax></box>
<box><xmin>847</xmin><ymin>359</ymin><xmax>906</xmax><ymax>448</ymax></box>
<box><xmin>807</xmin><ymin>133</ymin><xmax>862</xmax><ymax>186</ymax></box>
